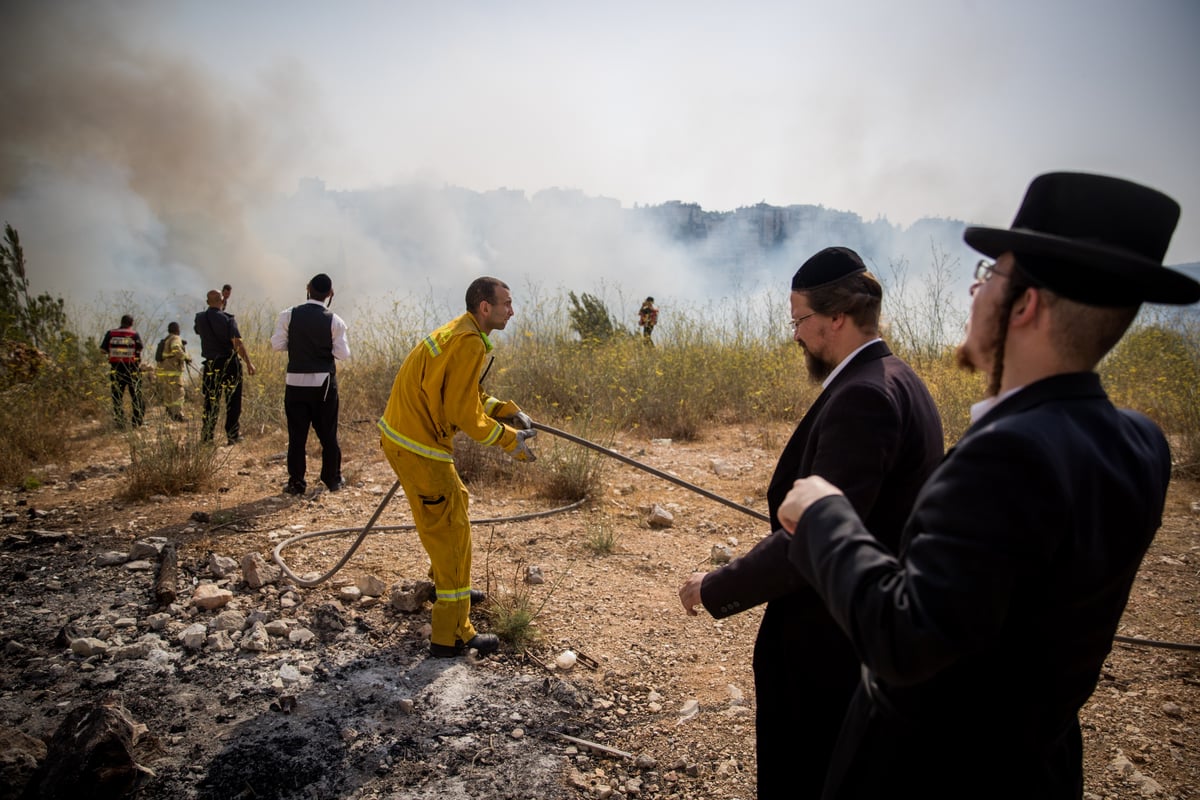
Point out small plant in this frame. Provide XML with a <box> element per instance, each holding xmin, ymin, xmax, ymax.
<box><xmin>21</xmin><ymin>475</ymin><xmax>41</xmax><ymax>491</ymax></box>
<box><xmin>484</xmin><ymin>561</ymin><xmax>547</xmax><ymax>651</ymax></box>
<box><xmin>533</xmin><ymin>419</ymin><xmax>609</xmax><ymax>502</ymax></box>
<box><xmin>583</xmin><ymin>517</ymin><xmax>619</xmax><ymax>555</ymax></box>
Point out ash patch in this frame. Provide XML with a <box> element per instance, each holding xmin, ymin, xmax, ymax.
<box><xmin>191</xmin><ymin>651</ymin><xmax>589</xmax><ymax>800</ymax></box>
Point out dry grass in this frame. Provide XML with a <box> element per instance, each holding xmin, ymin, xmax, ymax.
<box><xmin>3</xmin><ymin>291</ymin><xmax>1197</xmax><ymax>491</ymax></box>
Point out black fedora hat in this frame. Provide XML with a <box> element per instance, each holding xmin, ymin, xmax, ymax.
<box><xmin>964</xmin><ymin>172</ymin><xmax>1200</xmax><ymax>306</ymax></box>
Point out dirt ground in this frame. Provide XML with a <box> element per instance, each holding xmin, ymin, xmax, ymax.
<box><xmin>0</xmin><ymin>413</ymin><xmax>1196</xmax><ymax>799</ymax></box>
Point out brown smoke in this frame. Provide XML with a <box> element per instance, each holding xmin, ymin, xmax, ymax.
<box><xmin>0</xmin><ymin>0</ymin><xmax>317</xmax><ymax>296</ymax></box>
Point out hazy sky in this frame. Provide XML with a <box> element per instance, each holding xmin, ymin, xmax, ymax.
<box><xmin>1</xmin><ymin>0</ymin><xmax>1197</xmax><ymax>317</ymax></box>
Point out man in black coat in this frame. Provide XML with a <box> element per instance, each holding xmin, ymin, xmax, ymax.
<box><xmin>778</xmin><ymin>173</ymin><xmax>1200</xmax><ymax>798</ymax></box>
<box><xmin>678</xmin><ymin>247</ymin><xmax>944</xmax><ymax>799</ymax></box>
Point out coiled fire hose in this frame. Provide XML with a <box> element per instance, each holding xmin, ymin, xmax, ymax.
<box><xmin>271</xmin><ymin>423</ymin><xmax>1197</xmax><ymax>652</ymax></box>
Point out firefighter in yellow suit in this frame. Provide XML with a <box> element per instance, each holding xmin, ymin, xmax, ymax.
<box><xmin>156</xmin><ymin>321</ymin><xmax>192</xmax><ymax>421</ymax></box>
<box><xmin>378</xmin><ymin>277</ymin><xmax>537</xmax><ymax>658</ymax></box>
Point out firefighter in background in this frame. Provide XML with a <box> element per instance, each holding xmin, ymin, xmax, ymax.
<box><xmin>100</xmin><ymin>314</ymin><xmax>145</xmax><ymax>428</ymax></box>
<box><xmin>378</xmin><ymin>276</ymin><xmax>538</xmax><ymax>659</ymax></box>
<box><xmin>638</xmin><ymin>296</ymin><xmax>659</xmax><ymax>342</ymax></box>
<box><xmin>156</xmin><ymin>321</ymin><xmax>192</xmax><ymax>422</ymax></box>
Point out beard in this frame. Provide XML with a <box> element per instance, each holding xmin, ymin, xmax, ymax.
<box><xmin>803</xmin><ymin>346</ymin><xmax>834</xmax><ymax>383</ymax></box>
<box><xmin>954</xmin><ymin>311</ymin><xmax>1006</xmax><ymax>397</ymax></box>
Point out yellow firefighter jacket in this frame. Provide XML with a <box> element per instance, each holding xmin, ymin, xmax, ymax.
<box><xmin>156</xmin><ymin>333</ymin><xmax>191</xmax><ymax>379</ymax></box>
<box><xmin>377</xmin><ymin>312</ymin><xmax>523</xmax><ymax>462</ymax></box>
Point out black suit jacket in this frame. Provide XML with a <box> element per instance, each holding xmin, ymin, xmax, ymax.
<box><xmin>701</xmin><ymin>340</ymin><xmax>943</xmax><ymax>799</ymax></box>
<box><xmin>788</xmin><ymin>372</ymin><xmax>1171</xmax><ymax>798</ymax></box>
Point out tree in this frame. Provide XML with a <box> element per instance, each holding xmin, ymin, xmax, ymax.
<box><xmin>567</xmin><ymin>291</ymin><xmax>615</xmax><ymax>343</ymax></box>
<box><xmin>0</xmin><ymin>223</ymin><xmax>70</xmax><ymax>350</ymax></box>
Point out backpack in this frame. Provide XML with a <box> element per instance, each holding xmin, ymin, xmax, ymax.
<box><xmin>154</xmin><ymin>337</ymin><xmax>168</xmax><ymax>363</ymax></box>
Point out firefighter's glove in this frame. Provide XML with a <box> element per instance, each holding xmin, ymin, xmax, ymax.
<box><xmin>510</xmin><ymin>428</ymin><xmax>538</xmax><ymax>463</ymax></box>
<box><xmin>505</xmin><ymin>411</ymin><xmax>534</xmax><ymax>431</ymax></box>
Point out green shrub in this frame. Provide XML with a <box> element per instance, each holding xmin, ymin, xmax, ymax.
<box><xmin>123</xmin><ymin>424</ymin><xmax>228</xmax><ymax>499</ymax></box>
<box><xmin>1101</xmin><ymin>320</ymin><xmax>1200</xmax><ymax>476</ymax></box>
<box><xmin>482</xmin><ymin>559</ymin><xmax>546</xmax><ymax>650</ymax></box>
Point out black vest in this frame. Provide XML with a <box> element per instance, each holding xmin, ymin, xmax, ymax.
<box><xmin>287</xmin><ymin>303</ymin><xmax>336</xmax><ymax>374</ymax></box>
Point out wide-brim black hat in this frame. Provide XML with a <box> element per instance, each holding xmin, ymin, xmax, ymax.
<box><xmin>964</xmin><ymin>172</ymin><xmax>1200</xmax><ymax>306</ymax></box>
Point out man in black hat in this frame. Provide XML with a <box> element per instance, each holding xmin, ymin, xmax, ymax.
<box><xmin>270</xmin><ymin>273</ymin><xmax>351</xmax><ymax>494</ymax></box>
<box><xmin>677</xmin><ymin>247</ymin><xmax>944</xmax><ymax>799</ymax></box>
<box><xmin>776</xmin><ymin>172</ymin><xmax>1200</xmax><ymax>798</ymax></box>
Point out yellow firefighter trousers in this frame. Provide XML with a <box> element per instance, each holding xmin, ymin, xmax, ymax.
<box><xmin>381</xmin><ymin>440</ymin><xmax>477</xmax><ymax>647</ymax></box>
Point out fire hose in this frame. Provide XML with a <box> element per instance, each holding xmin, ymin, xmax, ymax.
<box><xmin>530</xmin><ymin>421</ymin><xmax>769</xmax><ymax>523</ymax></box>
<box><xmin>272</xmin><ymin>422</ymin><xmax>766</xmax><ymax>587</ymax></box>
<box><xmin>270</xmin><ymin>423</ymin><xmax>1198</xmax><ymax>652</ymax></box>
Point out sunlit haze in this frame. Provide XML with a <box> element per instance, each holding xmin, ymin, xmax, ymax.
<box><xmin>1</xmin><ymin>0</ymin><xmax>1196</xmax><ymax>325</ymax></box>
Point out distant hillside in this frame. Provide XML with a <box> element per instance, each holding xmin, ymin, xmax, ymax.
<box><xmin>296</xmin><ymin>180</ymin><xmax>980</xmax><ymax>307</ymax></box>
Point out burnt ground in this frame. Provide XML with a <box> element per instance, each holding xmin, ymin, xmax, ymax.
<box><xmin>0</xmin><ymin>415</ymin><xmax>1196</xmax><ymax>799</ymax></box>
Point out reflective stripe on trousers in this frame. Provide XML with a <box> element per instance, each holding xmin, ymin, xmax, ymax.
<box><xmin>381</xmin><ymin>440</ymin><xmax>477</xmax><ymax>647</ymax></box>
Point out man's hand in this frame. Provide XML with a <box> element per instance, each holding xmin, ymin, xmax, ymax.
<box><xmin>505</xmin><ymin>411</ymin><xmax>534</xmax><ymax>430</ymax></box>
<box><xmin>778</xmin><ymin>476</ymin><xmax>843</xmax><ymax>534</ymax></box>
<box><xmin>510</xmin><ymin>428</ymin><xmax>537</xmax><ymax>462</ymax></box>
<box><xmin>679</xmin><ymin>572</ymin><xmax>706</xmax><ymax>616</ymax></box>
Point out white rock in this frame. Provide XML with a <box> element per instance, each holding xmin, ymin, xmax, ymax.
<box><xmin>241</xmin><ymin>552</ymin><xmax>281</xmax><ymax>589</ymax></box>
<box><xmin>355</xmin><ymin>574</ymin><xmax>388</xmax><ymax>597</ymax></box>
<box><xmin>288</xmin><ymin>627</ymin><xmax>316</xmax><ymax>645</ymax></box>
<box><xmin>240</xmin><ymin>621</ymin><xmax>272</xmax><ymax>652</ymax></box>
<box><xmin>146</xmin><ymin>613</ymin><xmax>172</xmax><ymax>631</ymax></box>
<box><xmin>111</xmin><ymin>640</ymin><xmax>159</xmax><ymax>661</ymax></box>
<box><xmin>678</xmin><ymin>699</ymin><xmax>700</xmax><ymax>720</ymax></box>
<box><xmin>648</xmin><ymin>505</ymin><xmax>674</xmax><ymax>529</ymax></box>
<box><xmin>265</xmin><ymin>619</ymin><xmax>293</xmax><ymax>637</ymax></box>
<box><xmin>709</xmin><ymin>458</ymin><xmax>736</xmax><ymax>477</ymax></box>
<box><xmin>206</xmin><ymin>630</ymin><xmax>236</xmax><ymax>652</ymax></box>
<box><xmin>95</xmin><ymin>551</ymin><xmax>128</xmax><ymax>567</ymax></box>
<box><xmin>70</xmin><ymin>637</ymin><xmax>108</xmax><ymax>657</ymax></box>
<box><xmin>129</xmin><ymin>537</ymin><xmax>168</xmax><ymax>559</ymax></box>
<box><xmin>208</xmin><ymin>553</ymin><xmax>239</xmax><ymax>578</ymax></box>
<box><xmin>555</xmin><ymin>650</ymin><xmax>578</xmax><ymax>670</ymax></box>
<box><xmin>212</xmin><ymin>610</ymin><xmax>247</xmax><ymax>632</ymax></box>
<box><xmin>179</xmin><ymin>623</ymin><xmax>207</xmax><ymax>650</ymax></box>
<box><xmin>279</xmin><ymin>663</ymin><xmax>302</xmax><ymax>685</ymax></box>
<box><xmin>192</xmin><ymin>583</ymin><xmax>233</xmax><ymax>610</ymax></box>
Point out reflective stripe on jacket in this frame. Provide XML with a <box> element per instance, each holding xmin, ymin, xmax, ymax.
<box><xmin>102</xmin><ymin>327</ymin><xmax>141</xmax><ymax>363</ymax></box>
<box><xmin>377</xmin><ymin>312</ymin><xmax>520</xmax><ymax>461</ymax></box>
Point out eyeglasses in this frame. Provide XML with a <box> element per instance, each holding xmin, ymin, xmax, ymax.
<box><xmin>973</xmin><ymin>259</ymin><xmax>1010</xmax><ymax>283</ymax></box>
<box><xmin>785</xmin><ymin>311</ymin><xmax>818</xmax><ymax>332</ymax></box>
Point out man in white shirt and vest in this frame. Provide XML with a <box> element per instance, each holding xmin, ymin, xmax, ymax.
<box><xmin>271</xmin><ymin>273</ymin><xmax>351</xmax><ymax>494</ymax></box>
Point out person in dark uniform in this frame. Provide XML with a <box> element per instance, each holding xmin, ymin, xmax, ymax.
<box><xmin>99</xmin><ymin>313</ymin><xmax>145</xmax><ymax>428</ymax></box>
<box><xmin>270</xmin><ymin>273</ymin><xmax>351</xmax><ymax>494</ymax></box>
<box><xmin>194</xmin><ymin>289</ymin><xmax>256</xmax><ymax>444</ymax></box>
<box><xmin>677</xmin><ymin>247</ymin><xmax>944</xmax><ymax>800</ymax></box>
<box><xmin>777</xmin><ymin>172</ymin><xmax>1200</xmax><ymax>799</ymax></box>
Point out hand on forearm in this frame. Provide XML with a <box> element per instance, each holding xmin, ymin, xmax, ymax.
<box><xmin>778</xmin><ymin>476</ymin><xmax>843</xmax><ymax>534</ymax></box>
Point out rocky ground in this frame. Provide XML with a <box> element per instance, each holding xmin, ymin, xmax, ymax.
<box><xmin>0</xmin><ymin>415</ymin><xmax>1196</xmax><ymax>799</ymax></box>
